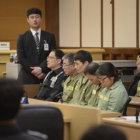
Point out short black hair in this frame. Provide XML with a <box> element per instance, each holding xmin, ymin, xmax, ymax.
<box><xmin>0</xmin><ymin>78</ymin><xmax>24</xmax><ymax>120</ymax></box>
<box><xmin>53</xmin><ymin>49</ymin><xmax>65</xmax><ymax>61</ymax></box>
<box><xmin>81</xmin><ymin>125</ymin><xmax>127</xmax><ymax>140</ymax></box>
<box><xmin>96</xmin><ymin>62</ymin><xmax>119</xmax><ymax>82</ymax></box>
<box><xmin>63</xmin><ymin>53</ymin><xmax>75</xmax><ymax>64</ymax></box>
<box><xmin>84</xmin><ymin>62</ymin><xmax>99</xmax><ymax>75</ymax></box>
<box><xmin>74</xmin><ymin>50</ymin><xmax>92</xmax><ymax>64</ymax></box>
<box><xmin>26</xmin><ymin>8</ymin><xmax>42</xmax><ymax>17</ymax></box>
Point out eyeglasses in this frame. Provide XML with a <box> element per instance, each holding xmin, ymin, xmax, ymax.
<box><xmin>47</xmin><ymin>56</ymin><xmax>57</xmax><ymax>60</ymax></box>
<box><xmin>98</xmin><ymin>76</ymin><xmax>108</xmax><ymax>82</ymax></box>
<box><xmin>62</xmin><ymin>64</ymin><xmax>73</xmax><ymax>67</ymax></box>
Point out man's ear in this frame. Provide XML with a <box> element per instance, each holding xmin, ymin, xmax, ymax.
<box><xmin>57</xmin><ymin>59</ymin><xmax>62</xmax><ymax>65</ymax></box>
<box><xmin>27</xmin><ymin>18</ymin><xmax>29</xmax><ymax>24</ymax></box>
<box><xmin>84</xmin><ymin>61</ymin><xmax>89</xmax><ymax>66</ymax></box>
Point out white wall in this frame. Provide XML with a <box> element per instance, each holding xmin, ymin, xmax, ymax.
<box><xmin>82</xmin><ymin>0</ymin><xmax>101</xmax><ymax>47</ymax></box>
<box><xmin>59</xmin><ymin>0</ymin><xmax>80</xmax><ymax>47</ymax></box>
<box><xmin>115</xmin><ymin>0</ymin><xmax>136</xmax><ymax>47</ymax></box>
<box><xmin>59</xmin><ymin>0</ymin><xmax>138</xmax><ymax>48</ymax></box>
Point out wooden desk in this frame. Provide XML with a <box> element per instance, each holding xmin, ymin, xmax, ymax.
<box><xmin>28</xmin><ymin>98</ymin><xmax>120</xmax><ymax>140</ymax></box>
<box><xmin>0</xmin><ymin>50</ymin><xmax>16</xmax><ymax>77</ymax></box>
<box><xmin>129</xmin><ymin>96</ymin><xmax>140</xmax><ymax>107</ymax></box>
<box><xmin>128</xmin><ymin>96</ymin><xmax>140</xmax><ymax>116</ymax></box>
<box><xmin>102</xmin><ymin>117</ymin><xmax>140</xmax><ymax>140</ymax></box>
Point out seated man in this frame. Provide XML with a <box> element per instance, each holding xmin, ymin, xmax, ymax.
<box><xmin>61</xmin><ymin>53</ymin><xmax>81</xmax><ymax>103</ymax></box>
<box><xmin>84</xmin><ymin>62</ymin><xmax>104</xmax><ymax>107</ymax></box>
<box><xmin>128</xmin><ymin>53</ymin><xmax>140</xmax><ymax>96</ymax></box>
<box><xmin>69</xmin><ymin>50</ymin><xmax>94</xmax><ymax>105</ymax></box>
<box><xmin>0</xmin><ymin>78</ymin><xmax>47</xmax><ymax>140</ymax></box>
<box><xmin>37</xmin><ymin>49</ymin><xmax>67</xmax><ymax>101</ymax></box>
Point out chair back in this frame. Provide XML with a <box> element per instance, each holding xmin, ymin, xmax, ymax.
<box><xmin>122</xmin><ymin>97</ymin><xmax>131</xmax><ymax>116</ymax></box>
<box><xmin>17</xmin><ymin>104</ymin><xmax>64</xmax><ymax>140</ymax></box>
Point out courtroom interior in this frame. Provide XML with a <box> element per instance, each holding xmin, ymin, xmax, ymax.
<box><xmin>0</xmin><ymin>0</ymin><xmax>140</xmax><ymax>140</ymax></box>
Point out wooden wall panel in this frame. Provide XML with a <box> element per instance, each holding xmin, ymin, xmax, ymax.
<box><xmin>45</xmin><ymin>0</ymin><xmax>59</xmax><ymax>47</ymax></box>
<box><xmin>0</xmin><ymin>0</ymin><xmax>45</xmax><ymax>50</ymax></box>
<box><xmin>115</xmin><ymin>0</ymin><xmax>136</xmax><ymax>48</ymax></box>
<box><xmin>103</xmin><ymin>0</ymin><xmax>112</xmax><ymax>47</ymax></box>
<box><xmin>59</xmin><ymin>0</ymin><xmax>80</xmax><ymax>47</ymax></box>
<box><xmin>82</xmin><ymin>0</ymin><xmax>101</xmax><ymax>47</ymax></box>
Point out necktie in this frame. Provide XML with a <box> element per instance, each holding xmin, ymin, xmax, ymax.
<box><xmin>35</xmin><ymin>32</ymin><xmax>40</xmax><ymax>54</ymax></box>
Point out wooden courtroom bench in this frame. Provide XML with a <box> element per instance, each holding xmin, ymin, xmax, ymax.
<box><xmin>28</xmin><ymin>98</ymin><xmax>120</xmax><ymax>140</ymax></box>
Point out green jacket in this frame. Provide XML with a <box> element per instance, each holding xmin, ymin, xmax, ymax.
<box><xmin>135</xmin><ymin>80</ymin><xmax>140</xmax><ymax>97</ymax></box>
<box><xmin>78</xmin><ymin>80</ymin><xmax>94</xmax><ymax>105</ymax></box>
<box><xmin>69</xmin><ymin>74</ymin><xmax>91</xmax><ymax>105</ymax></box>
<box><xmin>61</xmin><ymin>73</ymin><xmax>81</xmax><ymax>103</ymax></box>
<box><xmin>98</xmin><ymin>80</ymin><xmax>128</xmax><ymax>113</ymax></box>
<box><xmin>86</xmin><ymin>84</ymin><xmax>104</xmax><ymax>107</ymax></box>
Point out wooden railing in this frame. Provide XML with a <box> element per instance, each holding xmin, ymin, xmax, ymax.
<box><xmin>103</xmin><ymin>48</ymin><xmax>140</xmax><ymax>60</ymax></box>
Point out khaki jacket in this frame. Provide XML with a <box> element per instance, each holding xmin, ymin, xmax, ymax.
<box><xmin>87</xmin><ymin>84</ymin><xmax>104</xmax><ymax>107</ymax></box>
<box><xmin>135</xmin><ymin>80</ymin><xmax>140</xmax><ymax>97</ymax></box>
<box><xmin>69</xmin><ymin>74</ymin><xmax>90</xmax><ymax>105</ymax></box>
<box><xmin>62</xmin><ymin>73</ymin><xmax>81</xmax><ymax>103</ymax></box>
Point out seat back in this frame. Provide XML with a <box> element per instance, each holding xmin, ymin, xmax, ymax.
<box><xmin>122</xmin><ymin>97</ymin><xmax>132</xmax><ymax>116</ymax></box>
<box><xmin>17</xmin><ymin>104</ymin><xmax>64</xmax><ymax>140</ymax></box>
<box><xmin>23</xmin><ymin>84</ymin><xmax>40</xmax><ymax>98</ymax></box>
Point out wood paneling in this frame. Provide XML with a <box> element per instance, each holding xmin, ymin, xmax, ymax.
<box><xmin>45</xmin><ymin>0</ymin><xmax>59</xmax><ymax>47</ymax></box>
<box><xmin>103</xmin><ymin>48</ymin><xmax>140</xmax><ymax>60</ymax></box>
<box><xmin>0</xmin><ymin>0</ymin><xmax>45</xmax><ymax>50</ymax></box>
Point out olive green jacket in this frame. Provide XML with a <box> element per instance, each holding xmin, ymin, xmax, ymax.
<box><xmin>78</xmin><ymin>80</ymin><xmax>94</xmax><ymax>105</ymax></box>
<box><xmin>86</xmin><ymin>84</ymin><xmax>104</xmax><ymax>107</ymax></box>
<box><xmin>61</xmin><ymin>73</ymin><xmax>82</xmax><ymax>103</ymax></box>
<box><xmin>135</xmin><ymin>80</ymin><xmax>140</xmax><ymax>97</ymax></box>
<box><xmin>98</xmin><ymin>80</ymin><xmax>128</xmax><ymax>113</ymax></box>
<box><xmin>69</xmin><ymin>74</ymin><xmax>92</xmax><ymax>105</ymax></box>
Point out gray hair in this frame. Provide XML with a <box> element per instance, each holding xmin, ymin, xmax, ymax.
<box><xmin>62</xmin><ymin>53</ymin><xmax>75</xmax><ymax>64</ymax></box>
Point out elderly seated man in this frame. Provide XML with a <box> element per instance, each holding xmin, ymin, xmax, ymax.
<box><xmin>60</xmin><ymin>53</ymin><xmax>81</xmax><ymax>103</ymax></box>
<box><xmin>36</xmin><ymin>49</ymin><xmax>68</xmax><ymax>101</ymax></box>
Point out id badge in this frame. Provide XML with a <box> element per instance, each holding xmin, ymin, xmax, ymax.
<box><xmin>50</xmin><ymin>76</ymin><xmax>57</xmax><ymax>88</ymax></box>
<box><xmin>44</xmin><ymin>43</ymin><xmax>49</xmax><ymax>51</ymax></box>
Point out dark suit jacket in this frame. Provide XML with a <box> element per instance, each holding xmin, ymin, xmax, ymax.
<box><xmin>37</xmin><ymin>67</ymin><xmax>68</xmax><ymax>102</ymax></box>
<box><xmin>127</xmin><ymin>73</ymin><xmax>140</xmax><ymax>96</ymax></box>
<box><xmin>17</xmin><ymin>30</ymin><xmax>56</xmax><ymax>84</ymax></box>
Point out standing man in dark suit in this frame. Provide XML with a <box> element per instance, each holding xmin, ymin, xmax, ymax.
<box><xmin>17</xmin><ymin>8</ymin><xmax>56</xmax><ymax>84</ymax></box>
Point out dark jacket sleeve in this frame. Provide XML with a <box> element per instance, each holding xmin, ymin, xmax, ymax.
<box><xmin>40</xmin><ymin>34</ymin><xmax>56</xmax><ymax>73</ymax></box>
<box><xmin>17</xmin><ymin>34</ymin><xmax>32</xmax><ymax>73</ymax></box>
<box><xmin>46</xmin><ymin>75</ymin><xmax>68</xmax><ymax>101</ymax></box>
<box><xmin>127</xmin><ymin>73</ymin><xmax>140</xmax><ymax>96</ymax></box>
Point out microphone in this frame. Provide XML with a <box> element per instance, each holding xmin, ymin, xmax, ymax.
<box><xmin>136</xmin><ymin>108</ymin><xmax>139</xmax><ymax>123</ymax></box>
